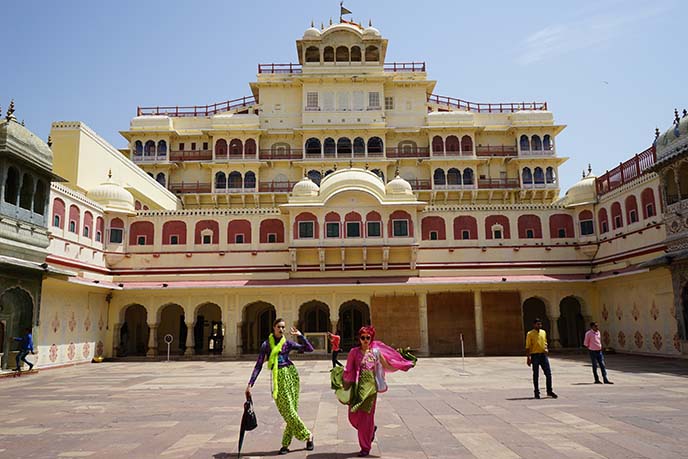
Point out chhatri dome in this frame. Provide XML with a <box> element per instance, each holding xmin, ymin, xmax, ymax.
<box><xmin>291</xmin><ymin>175</ymin><xmax>320</xmax><ymax>197</ymax></box>
<box><xmin>655</xmin><ymin>109</ymin><xmax>688</xmax><ymax>163</ymax></box>
<box><xmin>559</xmin><ymin>167</ymin><xmax>597</xmax><ymax>207</ymax></box>
<box><xmin>87</xmin><ymin>171</ymin><xmax>136</xmax><ymax>214</ymax></box>
<box><xmin>385</xmin><ymin>172</ymin><xmax>413</xmax><ymax>196</ymax></box>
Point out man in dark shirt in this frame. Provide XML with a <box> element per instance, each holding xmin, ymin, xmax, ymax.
<box><xmin>13</xmin><ymin>327</ymin><xmax>34</xmax><ymax>372</ymax></box>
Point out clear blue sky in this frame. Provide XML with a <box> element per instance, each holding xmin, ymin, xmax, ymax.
<box><xmin>2</xmin><ymin>0</ymin><xmax>685</xmax><ymax>191</ymax></box>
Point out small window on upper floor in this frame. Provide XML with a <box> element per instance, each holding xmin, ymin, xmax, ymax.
<box><xmin>137</xmin><ymin>235</ymin><xmax>147</xmax><ymax>245</ymax></box>
<box><xmin>83</xmin><ymin>226</ymin><xmax>90</xmax><ymax>238</ymax></box>
<box><xmin>326</xmin><ymin>222</ymin><xmax>340</xmax><ymax>238</ymax></box>
<box><xmin>191</xmin><ymin>142</ymin><xmax>196</xmax><ymax>150</ymax></box>
<box><xmin>629</xmin><ymin>209</ymin><xmax>638</xmax><ymax>223</ymax></box>
<box><xmin>203</xmin><ymin>142</ymin><xmax>209</xmax><ymax>150</ymax></box>
<box><xmin>429</xmin><ymin>231</ymin><xmax>438</xmax><ymax>241</ymax></box>
<box><xmin>299</xmin><ymin>221</ymin><xmax>314</xmax><ymax>239</ymax></box>
<box><xmin>53</xmin><ymin>215</ymin><xmax>61</xmax><ymax>228</ymax></box>
<box><xmin>580</xmin><ymin>220</ymin><xmax>594</xmax><ymax>236</ymax></box>
<box><xmin>306</xmin><ymin>92</ymin><xmax>319</xmax><ymax>109</ymax></box>
<box><xmin>384</xmin><ymin>96</ymin><xmax>394</xmax><ymax>110</ymax></box>
<box><xmin>646</xmin><ymin>203</ymin><xmax>655</xmax><ymax>218</ymax></box>
<box><xmin>346</xmin><ymin>222</ymin><xmax>361</xmax><ymax>238</ymax></box>
<box><xmin>202</xmin><ymin>234</ymin><xmax>212</xmax><ymax>245</ymax></box>
<box><xmin>268</xmin><ymin>233</ymin><xmax>277</xmax><ymax>243</ymax></box>
<box><xmin>110</xmin><ymin>228</ymin><xmax>123</xmax><ymax>244</ymax></box>
<box><xmin>526</xmin><ymin>229</ymin><xmax>534</xmax><ymax>239</ymax></box>
<box><xmin>493</xmin><ymin>227</ymin><xmax>503</xmax><ymax>239</ymax></box>
<box><xmin>462</xmin><ymin>230</ymin><xmax>470</xmax><ymax>240</ymax></box>
<box><xmin>393</xmin><ymin>220</ymin><xmax>409</xmax><ymax>237</ymax></box>
<box><xmin>614</xmin><ymin>215</ymin><xmax>622</xmax><ymax>229</ymax></box>
<box><xmin>95</xmin><ymin>231</ymin><xmax>102</xmax><ymax>242</ymax></box>
<box><xmin>602</xmin><ymin>221</ymin><xmax>609</xmax><ymax>233</ymax></box>
<box><xmin>169</xmin><ymin>235</ymin><xmax>179</xmax><ymax>245</ymax></box>
<box><xmin>558</xmin><ymin>228</ymin><xmax>566</xmax><ymax>238</ymax></box>
<box><xmin>367</xmin><ymin>221</ymin><xmax>381</xmax><ymax>237</ymax></box>
<box><xmin>69</xmin><ymin>220</ymin><xmax>77</xmax><ymax>233</ymax></box>
<box><xmin>368</xmin><ymin>92</ymin><xmax>380</xmax><ymax>110</ymax></box>
<box><xmin>235</xmin><ymin>234</ymin><xmax>244</xmax><ymax>244</ymax></box>
<box><xmin>179</xmin><ymin>142</ymin><xmax>185</xmax><ymax>151</ymax></box>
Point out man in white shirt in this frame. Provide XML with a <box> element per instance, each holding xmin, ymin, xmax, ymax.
<box><xmin>583</xmin><ymin>322</ymin><xmax>613</xmax><ymax>384</ymax></box>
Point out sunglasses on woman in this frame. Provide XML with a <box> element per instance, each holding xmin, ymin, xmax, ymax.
<box><xmin>360</xmin><ymin>335</ymin><xmax>371</xmax><ymax>341</ymax></box>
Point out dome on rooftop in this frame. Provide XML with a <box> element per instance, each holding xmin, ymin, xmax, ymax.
<box><xmin>385</xmin><ymin>173</ymin><xmax>413</xmax><ymax>195</ymax></box>
<box><xmin>87</xmin><ymin>173</ymin><xmax>135</xmax><ymax>214</ymax></box>
<box><xmin>363</xmin><ymin>26</ymin><xmax>381</xmax><ymax>37</ymax></box>
<box><xmin>656</xmin><ymin>109</ymin><xmax>688</xmax><ymax>162</ymax></box>
<box><xmin>292</xmin><ymin>176</ymin><xmax>320</xmax><ymax>197</ymax></box>
<box><xmin>561</xmin><ymin>174</ymin><xmax>597</xmax><ymax>207</ymax></box>
<box><xmin>303</xmin><ymin>26</ymin><xmax>321</xmax><ymax>39</ymax></box>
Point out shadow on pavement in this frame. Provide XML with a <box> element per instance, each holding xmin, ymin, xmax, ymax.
<box><xmin>551</xmin><ymin>352</ymin><xmax>688</xmax><ymax>378</ymax></box>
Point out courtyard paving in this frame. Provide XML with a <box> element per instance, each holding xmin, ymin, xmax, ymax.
<box><xmin>0</xmin><ymin>354</ymin><xmax>687</xmax><ymax>458</ymax></box>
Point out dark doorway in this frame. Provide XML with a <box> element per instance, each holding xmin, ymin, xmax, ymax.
<box><xmin>242</xmin><ymin>302</ymin><xmax>276</xmax><ymax>354</ymax></box>
<box><xmin>338</xmin><ymin>300</ymin><xmax>370</xmax><ymax>351</ymax></box>
<box><xmin>299</xmin><ymin>300</ymin><xmax>330</xmax><ymax>332</ymax></box>
<box><xmin>123</xmin><ymin>304</ymin><xmax>148</xmax><ymax>356</ymax></box>
<box><xmin>558</xmin><ymin>296</ymin><xmax>585</xmax><ymax>348</ymax></box>
<box><xmin>522</xmin><ymin>297</ymin><xmax>550</xmax><ymax>339</ymax></box>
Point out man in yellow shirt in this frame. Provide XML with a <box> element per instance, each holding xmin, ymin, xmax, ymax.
<box><xmin>525</xmin><ymin>318</ymin><xmax>557</xmax><ymax>399</ymax></box>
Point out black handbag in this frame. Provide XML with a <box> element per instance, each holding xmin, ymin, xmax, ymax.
<box><xmin>241</xmin><ymin>396</ymin><xmax>258</xmax><ymax>431</ymax></box>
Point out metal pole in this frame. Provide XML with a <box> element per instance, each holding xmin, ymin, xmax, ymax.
<box><xmin>460</xmin><ymin>333</ymin><xmax>465</xmax><ymax>372</ymax></box>
<box><xmin>164</xmin><ymin>334</ymin><xmax>174</xmax><ymax>362</ymax></box>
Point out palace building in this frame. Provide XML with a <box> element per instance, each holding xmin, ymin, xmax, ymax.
<box><xmin>1</xmin><ymin>20</ymin><xmax>685</xmax><ymax>370</ymax></box>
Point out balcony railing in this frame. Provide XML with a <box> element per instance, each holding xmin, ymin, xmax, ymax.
<box><xmin>132</xmin><ymin>154</ymin><xmax>168</xmax><ymax>163</ymax></box>
<box><xmin>476</xmin><ymin>145</ymin><xmax>517</xmax><ymax>157</ymax></box>
<box><xmin>214</xmin><ymin>152</ymin><xmax>258</xmax><ymax>161</ymax></box>
<box><xmin>137</xmin><ymin>96</ymin><xmax>256</xmax><ymax>117</ymax></box>
<box><xmin>520</xmin><ymin>148</ymin><xmax>555</xmax><ymax>156</ymax></box>
<box><xmin>522</xmin><ymin>181</ymin><xmax>557</xmax><ymax>189</ymax></box>
<box><xmin>428</xmin><ymin>94</ymin><xmax>548</xmax><ymax>113</ymax></box>
<box><xmin>169</xmin><ymin>150</ymin><xmax>213</xmax><ymax>162</ymax></box>
<box><xmin>407</xmin><ymin>179</ymin><xmax>432</xmax><ymax>190</ymax></box>
<box><xmin>258</xmin><ymin>181</ymin><xmax>299</xmax><ymax>193</ymax></box>
<box><xmin>430</xmin><ymin>149</ymin><xmax>473</xmax><ymax>157</ymax></box>
<box><xmin>258</xmin><ymin>61</ymin><xmax>427</xmax><ymax>74</ymax></box>
<box><xmin>304</xmin><ymin>150</ymin><xmax>384</xmax><ymax>159</ymax></box>
<box><xmin>478</xmin><ymin>178</ymin><xmax>520</xmax><ymax>189</ymax></box>
<box><xmin>259</xmin><ymin>149</ymin><xmax>304</xmax><ymax>160</ymax></box>
<box><xmin>383</xmin><ymin>62</ymin><xmax>426</xmax><ymax>72</ymax></box>
<box><xmin>169</xmin><ymin>182</ymin><xmax>212</xmax><ymax>194</ymax></box>
<box><xmin>433</xmin><ymin>183</ymin><xmax>477</xmax><ymax>190</ymax></box>
<box><xmin>595</xmin><ymin>146</ymin><xmax>656</xmax><ymax>195</ymax></box>
<box><xmin>386</xmin><ymin>147</ymin><xmax>430</xmax><ymax>159</ymax></box>
<box><xmin>214</xmin><ymin>186</ymin><xmax>256</xmax><ymax>194</ymax></box>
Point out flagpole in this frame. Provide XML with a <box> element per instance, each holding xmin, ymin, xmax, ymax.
<box><xmin>339</xmin><ymin>1</ymin><xmax>343</xmax><ymax>23</ymax></box>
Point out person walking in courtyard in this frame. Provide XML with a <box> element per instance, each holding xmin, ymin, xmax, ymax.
<box><xmin>526</xmin><ymin>318</ymin><xmax>557</xmax><ymax>399</ymax></box>
<box><xmin>13</xmin><ymin>327</ymin><xmax>34</xmax><ymax>372</ymax></box>
<box><xmin>584</xmin><ymin>322</ymin><xmax>613</xmax><ymax>384</ymax></box>
<box><xmin>328</xmin><ymin>330</ymin><xmax>343</xmax><ymax>368</ymax></box>
<box><xmin>245</xmin><ymin>318</ymin><xmax>314</xmax><ymax>455</ymax></box>
<box><xmin>340</xmin><ymin>325</ymin><xmax>414</xmax><ymax>457</ymax></box>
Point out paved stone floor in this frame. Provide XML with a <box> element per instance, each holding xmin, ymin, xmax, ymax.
<box><xmin>1</xmin><ymin>354</ymin><xmax>687</xmax><ymax>458</ymax></box>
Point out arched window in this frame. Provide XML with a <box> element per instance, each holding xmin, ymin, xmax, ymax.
<box><xmin>598</xmin><ymin>208</ymin><xmax>609</xmax><ymax>234</ymax></box>
<box><xmin>534</xmin><ymin>167</ymin><xmax>545</xmax><ymax>184</ymax></box>
<box><xmin>228</xmin><ymin>171</ymin><xmax>242</xmax><ymax>189</ymax></box>
<box><xmin>453</xmin><ymin>216</ymin><xmax>478</xmax><ymax>240</ymax></box>
<box><xmin>129</xmin><ymin>223</ymin><xmax>153</xmax><ymax>246</ymax></box>
<box><xmin>641</xmin><ymin>187</ymin><xmax>656</xmax><ymax>219</ymax></box>
<box><xmin>323</xmin><ymin>46</ymin><xmax>334</xmax><ymax>62</ymax></box>
<box><xmin>611</xmin><ymin>202</ymin><xmax>623</xmax><ymax>229</ymax></box>
<box><xmin>260</xmin><ymin>218</ymin><xmax>284</xmax><ymax>243</ymax></box>
<box><xmin>163</xmin><ymin>220</ymin><xmax>187</xmax><ymax>245</ymax></box>
<box><xmin>388</xmin><ymin>210</ymin><xmax>413</xmax><ymax>237</ymax></box>
<box><xmin>367</xmin><ymin>137</ymin><xmax>383</xmax><ymax>154</ymax></box>
<box><xmin>549</xmin><ymin>214</ymin><xmax>574</xmax><ymax>238</ymax></box>
<box><xmin>353</xmin><ymin>137</ymin><xmax>365</xmax><ymax>155</ymax></box>
<box><xmin>244</xmin><ymin>171</ymin><xmax>256</xmax><ymax>189</ymax></box>
<box><xmin>447</xmin><ymin>168</ymin><xmax>461</xmax><ymax>185</ymax></box>
<box><xmin>52</xmin><ymin>198</ymin><xmax>65</xmax><ymax>228</ymax></box>
<box><xmin>520</xmin><ymin>135</ymin><xmax>530</xmax><ymax>151</ymax></box>
<box><xmin>665</xmin><ymin>169</ymin><xmax>678</xmax><ymax>204</ymax></box>
<box><xmin>445</xmin><ymin>135</ymin><xmax>460</xmax><ymax>153</ymax></box>
<box><xmin>337</xmin><ymin>137</ymin><xmax>352</xmax><ymax>155</ymax></box>
<box><xmin>134</xmin><ymin>140</ymin><xmax>143</xmax><ymax>156</ymax></box>
<box><xmin>305</xmin><ymin>46</ymin><xmax>320</xmax><ymax>62</ymax></box>
<box><xmin>421</xmin><ymin>216</ymin><xmax>446</xmax><ymax>240</ymax></box>
<box><xmin>144</xmin><ymin>140</ymin><xmax>156</xmax><ymax>156</ymax></box>
<box><xmin>305</xmin><ymin>138</ymin><xmax>321</xmax><ymax>155</ymax></box>
<box><xmin>398</xmin><ymin>140</ymin><xmax>416</xmax><ymax>153</ymax></box>
<box><xmin>365</xmin><ymin>45</ymin><xmax>379</xmax><ymax>62</ymax></box>
<box><xmin>531</xmin><ymin>135</ymin><xmax>542</xmax><ymax>151</ymax></box>
<box><xmin>95</xmin><ymin>216</ymin><xmax>104</xmax><ymax>242</ymax></box>
<box><xmin>336</xmin><ymin>46</ymin><xmax>349</xmax><ymax>62</ymax></box>
<box><xmin>157</xmin><ymin>140</ymin><xmax>167</xmax><ymax>155</ymax></box>
<box><xmin>546</xmin><ymin>167</ymin><xmax>556</xmax><ymax>184</ymax></box>
<box><xmin>518</xmin><ymin>214</ymin><xmax>542</xmax><ymax>239</ymax></box>
<box><xmin>432</xmin><ymin>136</ymin><xmax>444</xmax><ymax>153</ymax></box>
<box><xmin>350</xmin><ymin>46</ymin><xmax>361</xmax><ymax>62</ymax></box>
<box><xmin>155</xmin><ymin>172</ymin><xmax>166</xmax><ymax>187</ymax></box>
<box><xmin>522</xmin><ymin>167</ymin><xmax>533</xmax><ymax>184</ymax></box>
<box><xmin>325</xmin><ymin>211</ymin><xmax>341</xmax><ymax>238</ymax></box>
<box><xmin>68</xmin><ymin>204</ymin><xmax>80</xmax><ymax>234</ymax></box>
<box><xmin>19</xmin><ymin>173</ymin><xmax>34</xmax><ymax>210</ymax></box>
<box><xmin>271</xmin><ymin>142</ymin><xmax>291</xmax><ymax>157</ymax></box>
<box><xmin>461</xmin><ymin>135</ymin><xmax>473</xmax><ymax>153</ymax></box>
<box><xmin>462</xmin><ymin>168</ymin><xmax>474</xmax><ymax>185</ymax></box>
<box><xmin>365</xmin><ymin>211</ymin><xmax>382</xmax><ymax>237</ymax></box>
<box><xmin>433</xmin><ymin>168</ymin><xmax>446</xmax><ymax>186</ymax></box>
<box><xmin>543</xmin><ymin>135</ymin><xmax>552</xmax><ymax>150</ymax></box>
<box><xmin>371</xmin><ymin>169</ymin><xmax>384</xmax><ymax>181</ymax></box>
<box><xmin>308</xmin><ymin>170</ymin><xmax>322</xmax><ymax>186</ymax></box>
<box><xmin>324</xmin><ymin>137</ymin><xmax>336</xmax><ymax>156</ymax></box>
<box><xmin>215</xmin><ymin>139</ymin><xmax>228</xmax><ymax>157</ymax></box>
<box><xmin>245</xmin><ymin>139</ymin><xmax>257</xmax><ymax>157</ymax></box>
<box><xmin>229</xmin><ymin>139</ymin><xmax>242</xmax><ymax>157</ymax></box>
<box><xmin>4</xmin><ymin>166</ymin><xmax>19</xmax><ymax>205</ymax></box>
<box><xmin>228</xmin><ymin>219</ymin><xmax>252</xmax><ymax>244</ymax></box>
<box><xmin>579</xmin><ymin>210</ymin><xmax>594</xmax><ymax>236</ymax></box>
<box><xmin>215</xmin><ymin>172</ymin><xmax>226</xmax><ymax>189</ymax></box>
<box><xmin>485</xmin><ymin>215</ymin><xmax>510</xmax><ymax>239</ymax></box>
<box><xmin>83</xmin><ymin>211</ymin><xmax>93</xmax><ymax>238</ymax></box>
<box><xmin>625</xmin><ymin>195</ymin><xmax>639</xmax><ymax>224</ymax></box>
<box><xmin>194</xmin><ymin>220</ymin><xmax>219</xmax><ymax>245</ymax></box>
<box><xmin>109</xmin><ymin>217</ymin><xmax>124</xmax><ymax>244</ymax></box>
<box><xmin>33</xmin><ymin>180</ymin><xmax>46</xmax><ymax>215</ymax></box>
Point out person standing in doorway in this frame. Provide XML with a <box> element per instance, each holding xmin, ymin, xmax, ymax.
<box><xmin>245</xmin><ymin>318</ymin><xmax>314</xmax><ymax>455</ymax></box>
<box><xmin>583</xmin><ymin>322</ymin><xmax>613</xmax><ymax>384</ymax></box>
<box><xmin>328</xmin><ymin>331</ymin><xmax>343</xmax><ymax>368</ymax></box>
<box><xmin>526</xmin><ymin>318</ymin><xmax>557</xmax><ymax>399</ymax></box>
<box><xmin>13</xmin><ymin>327</ymin><xmax>34</xmax><ymax>372</ymax></box>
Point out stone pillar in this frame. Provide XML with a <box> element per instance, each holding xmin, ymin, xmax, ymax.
<box><xmin>549</xmin><ymin>311</ymin><xmax>561</xmax><ymax>349</ymax></box>
<box><xmin>147</xmin><ymin>324</ymin><xmax>159</xmax><ymax>357</ymax></box>
<box><xmin>474</xmin><ymin>291</ymin><xmax>484</xmax><ymax>356</ymax></box>
<box><xmin>184</xmin><ymin>322</ymin><xmax>194</xmax><ymax>356</ymax></box>
<box><xmin>418</xmin><ymin>292</ymin><xmax>429</xmax><ymax>355</ymax></box>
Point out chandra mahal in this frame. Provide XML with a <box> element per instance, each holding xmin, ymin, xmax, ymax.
<box><xmin>1</xmin><ymin>19</ymin><xmax>687</xmax><ymax>371</ymax></box>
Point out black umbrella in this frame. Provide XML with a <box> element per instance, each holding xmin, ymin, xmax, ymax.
<box><xmin>238</xmin><ymin>395</ymin><xmax>258</xmax><ymax>458</ymax></box>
